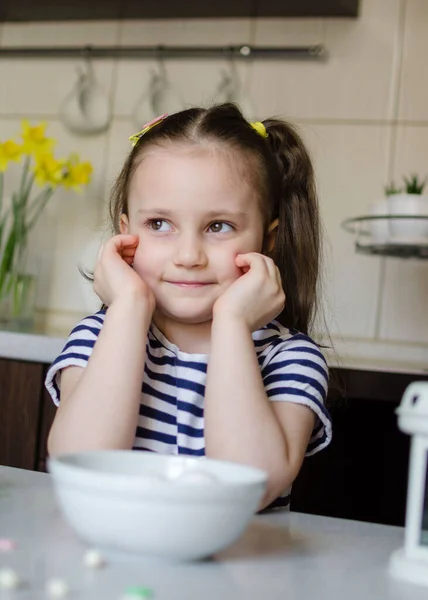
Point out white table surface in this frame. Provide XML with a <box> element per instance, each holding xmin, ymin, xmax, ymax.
<box><xmin>0</xmin><ymin>466</ymin><xmax>426</xmax><ymax>600</ymax></box>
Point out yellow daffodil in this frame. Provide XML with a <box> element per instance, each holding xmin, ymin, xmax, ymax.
<box><xmin>62</xmin><ymin>155</ymin><xmax>93</xmax><ymax>191</ymax></box>
<box><xmin>33</xmin><ymin>153</ymin><xmax>64</xmax><ymax>188</ymax></box>
<box><xmin>21</xmin><ymin>120</ymin><xmax>55</xmax><ymax>156</ymax></box>
<box><xmin>0</xmin><ymin>140</ymin><xmax>23</xmax><ymax>171</ymax></box>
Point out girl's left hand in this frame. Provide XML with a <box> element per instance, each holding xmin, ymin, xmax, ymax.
<box><xmin>213</xmin><ymin>253</ymin><xmax>285</xmax><ymax>331</ymax></box>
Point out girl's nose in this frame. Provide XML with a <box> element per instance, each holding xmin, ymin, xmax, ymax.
<box><xmin>173</xmin><ymin>234</ymin><xmax>208</xmax><ymax>268</ymax></box>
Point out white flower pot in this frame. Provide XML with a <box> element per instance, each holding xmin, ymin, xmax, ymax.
<box><xmin>369</xmin><ymin>198</ymin><xmax>390</xmax><ymax>244</ymax></box>
<box><xmin>388</xmin><ymin>194</ymin><xmax>428</xmax><ymax>242</ymax></box>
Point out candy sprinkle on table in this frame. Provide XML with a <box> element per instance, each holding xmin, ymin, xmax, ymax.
<box><xmin>121</xmin><ymin>585</ymin><xmax>154</xmax><ymax>599</ymax></box>
<box><xmin>0</xmin><ymin>538</ymin><xmax>17</xmax><ymax>552</ymax></box>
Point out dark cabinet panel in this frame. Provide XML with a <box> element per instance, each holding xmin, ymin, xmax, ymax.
<box><xmin>0</xmin><ymin>0</ymin><xmax>360</xmax><ymax>22</ymax></box>
<box><xmin>36</xmin><ymin>371</ymin><xmax>57</xmax><ymax>473</ymax></box>
<box><xmin>291</xmin><ymin>368</ymin><xmax>428</xmax><ymax>526</ymax></box>
<box><xmin>0</xmin><ymin>358</ymin><xmax>44</xmax><ymax>470</ymax></box>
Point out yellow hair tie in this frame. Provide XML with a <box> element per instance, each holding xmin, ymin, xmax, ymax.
<box><xmin>250</xmin><ymin>121</ymin><xmax>268</xmax><ymax>139</ymax></box>
<box><xmin>129</xmin><ymin>113</ymin><xmax>168</xmax><ymax>146</ymax></box>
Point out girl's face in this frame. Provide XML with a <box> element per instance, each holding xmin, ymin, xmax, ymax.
<box><xmin>120</xmin><ymin>144</ymin><xmax>265</xmax><ymax>326</ymax></box>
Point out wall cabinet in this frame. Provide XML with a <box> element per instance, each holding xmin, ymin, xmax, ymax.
<box><xmin>0</xmin><ymin>0</ymin><xmax>360</xmax><ymax>22</ymax></box>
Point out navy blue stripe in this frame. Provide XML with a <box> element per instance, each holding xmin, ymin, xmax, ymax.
<box><xmin>307</xmin><ymin>429</ymin><xmax>328</xmax><ymax>454</ymax></box>
<box><xmin>287</xmin><ymin>333</ymin><xmax>321</xmax><ymax>347</ymax></box>
<box><xmin>52</xmin><ymin>352</ymin><xmax>89</xmax><ymax>367</ymax></box>
<box><xmin>147</xmin><ymin>351</ymin><xmax>207</xmax><ymax>374</ymax></box>
<box><xmin>264</xmin><ymin>372</ymin><xmax>327</xmax><ymax>399</ymax></box>
<box><xmin>263</xmin><ymin>358</ymin><xmax>327</xmax><ymax>381</ymax></box>
<box><xmin>176</xmin><ymin>358</ymin><xmax>207</xmax><ymax>374</ymax></box>
<box><xmin>176</xmin><ymin>377</ymin><xmax>205</xmax><ymax>396</ymax></box>
<box><xmin>62</xmin><ymin>338</ymin><xmax>95</xmax><ymax>352</ymax></box>
<box><xmin>142</xmin><ymin>382</ymin><xmax>176</xmax><ymax>406</ymax></box>
<box><xmin>146</xmin><ymin>352</ymin><xmax>176</xmax><ymax>367</ymax></box>
<box><xmin>135</xmin><ymin>426</ymin><xmax>176</xmax><ymax>445</ymax></box>
<box><xmin>178</xmin><ymin>423</ymin><xmax>204</xmax><ymax>438</ymax></box>
<box><xmin>267</xmin><ymin>321</ymin><xmax>281</xmax><ymax>333</ymax></box>
<box><xmin>286</xmin><ymin>346</ymin><xmax>327</xmax><ymax>360</ymax></box>
<box><xmin>267</xmin><ymin>386</ymin><xmax>331</xmax><ymax>419</ymax></box>
<box><xmin>177</xmin><ymin>400</ymin><xmax>204</xmax><ymax>418</ymax></box>
<box><xmin>178</xmin><ymin>446</ymin><xmax>205</xmax><ymax>456</ymax></box>
<box><xmin>132</xmin><ymin>447</ymin><xmax>155</xmax><ymax>452</ymax></box>
<box><xmin>145</xmin><ymin>365</ymin><xmax>177</xmax><ymax>387</ymax></box>
<box><xmin>90</xmin><ymin>314</ymin><xmax>105</xmax><ymax>325</ymax></box>
<box><xmin>254</xmin><ymin>335</ymin><xmax>284</xmax><ymax>347</ymax></box>
<box><xmin>145</xmin><ymin>365</ymin><xmax>205</xmax><ymax>397</ymax></box>
<box><xmin>71</xmin><ymin>324</ymin><xmax>101</xmax><ymax>337</ymax></box>
<box><xmin>148</xmin><ymin>336</ymin><xmax>166</xmax><ymax>350</ymax></box>
<box><xmin>139</xmin><ymin>404</ymin><xmax>176</xmax><ymax>425</ymax></box>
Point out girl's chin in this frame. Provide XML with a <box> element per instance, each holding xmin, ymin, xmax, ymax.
<box><xmin>154</xmin><ymin>307</ymin><xmax>213</xmax><ymax>326</ymax></box>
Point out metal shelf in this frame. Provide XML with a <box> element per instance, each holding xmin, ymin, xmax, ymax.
<box><xmin>342</xmin><ymin>215</ymin><xmax>428</xmax><ymax>259</ymax></box>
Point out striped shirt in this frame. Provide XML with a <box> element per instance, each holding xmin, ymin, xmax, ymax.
<box><xmin>45</xmin><ymin>310</ymin><xmax>332</xmax><ymax>510</ymax></box>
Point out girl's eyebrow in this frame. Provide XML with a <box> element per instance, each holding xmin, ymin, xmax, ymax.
<box><xmin>137</xmin><ymin>208</ymin><xmax>249</xmax><ymax>219</ymax></box>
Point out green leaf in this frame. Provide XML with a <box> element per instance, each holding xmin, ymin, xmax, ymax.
<box><xmin>402</xmin><ymin>173</ymin><xmax>427</xmax><ymax>195</ymax></box>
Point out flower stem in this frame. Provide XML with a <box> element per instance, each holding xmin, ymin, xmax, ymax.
<box><xmin>0</xmin><ymin>172</ymin><xmax>3</xmax><ymax>218</ymax></box>
<box><xmin>26</xmin><ymin>188</ymin><xmax>54</xmax><ymax>231</ymax></box>
<box><xmin>18</xmin><ymin>156</ymin><xmax>30</xmax><ymax>208</ymax></box>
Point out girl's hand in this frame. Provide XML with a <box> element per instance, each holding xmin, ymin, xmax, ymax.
<box><xmin>93</xmin><ymin>234</ymin><xmax>155</xmax><ymax>312</ymax></box>
<box><xmin>213</xmin><ymin>253</ymin><xmax>285</xmax><ymax>331</ymax></box>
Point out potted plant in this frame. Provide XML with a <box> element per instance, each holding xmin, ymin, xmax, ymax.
<box><xmin>387</xmin><ymin>174</ymin><xmax>428</xmax><ymax>242</ymax></box>
<box><xmin>0</xmin><ymin>121</ymin><xmax>92</xmax><ymax>329</ymax></box>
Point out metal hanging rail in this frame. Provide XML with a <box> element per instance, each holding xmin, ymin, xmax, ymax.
<box><xmin>0</xmin><ymin>44</ymin><xmax>327</xmax><ymax>60</ymax></box>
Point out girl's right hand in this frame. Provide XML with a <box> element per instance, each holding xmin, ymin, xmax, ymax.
<box><xmin>93</xmin><ymin>234</ymin><xmax>155</xmax><ymax>312</ymax></box>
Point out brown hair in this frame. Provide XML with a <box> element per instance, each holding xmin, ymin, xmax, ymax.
<box><xmin>108</xmin><ymin>103</ymin><xmax>320</xmax><ymax>336</ymax></box>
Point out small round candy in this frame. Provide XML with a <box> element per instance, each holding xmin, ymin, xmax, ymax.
<box><xmin>0</xmin><ymin>538</ymin><xmax>17</xmax><ymax>552</ymax></box>
<box><xmin>46</xmin><ymin>578</ymin><xmax>70</xmax><ymax>598</ymax></box>
<box><xmin>0</xmin><ymin>566</ymin><xmax>20</xmax><ymax>589</ymax></box>
<box><xmin>83</xmin><ymin>548</ymin><xmax>105</xmax><ymax>569</ymax></box>
<box><xmin>121</xmin><ymin>586</ymin><xmax>153</xmax><ymax>599</ymax></box>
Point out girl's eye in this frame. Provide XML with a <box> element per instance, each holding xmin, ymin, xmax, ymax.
<box><xmin>147</xmin><ymin>219</ymin><xmax>171</xmax><ymax>232</ymax></box>
<box><xmin>208</xmin><ymin>222</ymin><xmax>234</xmax><ymax>234</ymax></box>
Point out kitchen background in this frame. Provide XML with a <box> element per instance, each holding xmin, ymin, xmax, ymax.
<box><xmin>1</xmin><ymin>0</ymin><xmax>427</xmax><ymax>368</ymax></box>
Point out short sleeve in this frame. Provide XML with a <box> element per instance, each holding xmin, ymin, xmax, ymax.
<box><xmin>261</xmin><ymin>332</ymin><xmax>332</xmax><ymax>456</ymax></box>
<box><xmin>44</xmin><ymin>311</ymin><xmax>106</xmax><ymax>407</ymax></box>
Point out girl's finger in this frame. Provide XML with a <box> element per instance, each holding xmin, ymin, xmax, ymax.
<box><xmin>235</xmin><ymin>252</ymin><xmax>268</xmax><ymax>273</ymax></box>
<box><xmin>110</xmin><ymin>234</ymin><xmax>139</xmax><ymax>251</ymax></box>
<box><xmin>121</xmin><ymin>248</ymin><xmax>137</xmax><ymax>257</ymax></box>
<box><xmin>260</xmin><ymin>255</ymin><xmax>278</xmax><ymax>280</ymax></box>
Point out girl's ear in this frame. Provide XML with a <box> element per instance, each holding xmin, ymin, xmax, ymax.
<box><xmin>266</xmin><ymin>218</ymin><xmax>279</xmax><ymax>254</ymax></box>
<box><xmin>119</xmin><ymin>213</ymin><xmax>130</xmax><ymax>234</ymax></box>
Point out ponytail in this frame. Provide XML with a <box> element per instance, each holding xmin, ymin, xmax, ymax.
<box><xmin>264</xmin><ymin>120</ymin><xmax>320</xmax><ymax>335</ymax></box>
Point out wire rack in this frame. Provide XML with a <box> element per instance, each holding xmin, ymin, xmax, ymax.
<box><xmin>341</xmin><ymin>215</ymin><xmax>428</xmax><ymax>259</ymax></box>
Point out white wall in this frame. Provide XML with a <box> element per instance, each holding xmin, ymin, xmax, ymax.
<box><xmin>1</xmin><ymin>0</ymin><xmax>428</xmax><ymax>365</ymax></box>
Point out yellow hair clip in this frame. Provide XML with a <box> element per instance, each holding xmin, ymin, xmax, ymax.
<box><xmin>129</xmin><ymin>113</ymin><xmax>168</xmax><ymax>146</ymax></box>
<box><xmin>250</xmin><ymin>121</ymin><xmax>268</xmax><ymax>139</ymax></box>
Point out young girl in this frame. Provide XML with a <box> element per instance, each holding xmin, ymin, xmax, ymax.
<box><xmin>45</xmin><ymin>103</ymin><xmax>332</xmax><ymax>511</ymax></box>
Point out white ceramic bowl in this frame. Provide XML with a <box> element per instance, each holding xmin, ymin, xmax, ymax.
<box><xmin>48</xmin><ymin>451</ymin><xmax>267</xmax><ymax>561</ymax></box>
